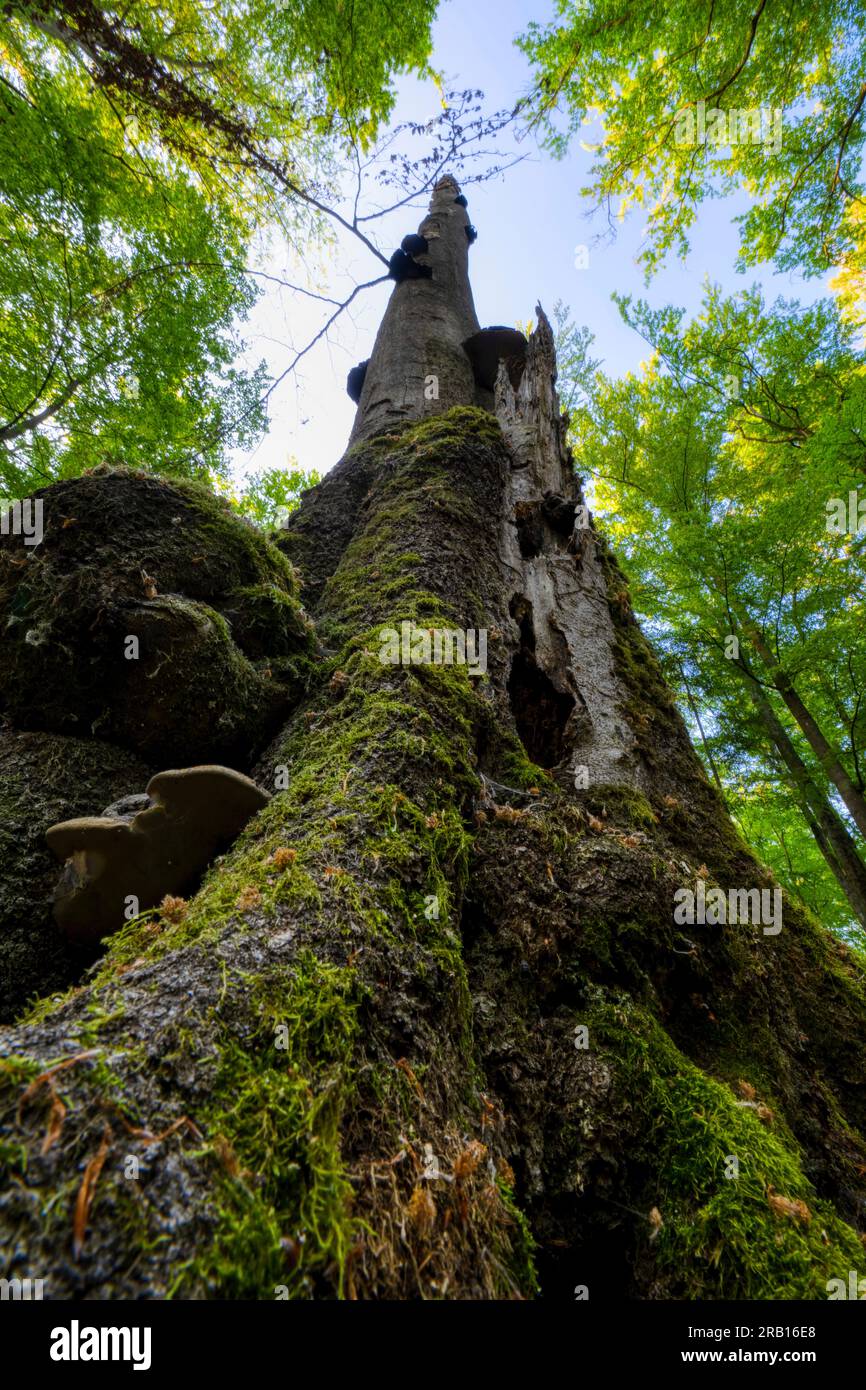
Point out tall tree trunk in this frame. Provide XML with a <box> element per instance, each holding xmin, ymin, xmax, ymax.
<box><xmin>676</xmin><ymin>660</ymin><xmax>726</xmax><ymax>791</ymax></box>
<box><xmin>743</xmin><ymin>622</ymin><xmax>866</xmax><ymax>841</ymax></box>
<box><xmin>742</xmin><ymin>668</ymin><xmax>866</xmax><ymax>928</ymax></box>
<box><xmin>2</xmin><ymin>178</ymin><xmax>866</xmax><ymax>1300</ymax></box>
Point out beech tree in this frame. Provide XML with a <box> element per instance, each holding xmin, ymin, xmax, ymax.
<box><xmin>0</xmin><ymin>0</ymin><xmax>438</xmax><ymax>492</ymax></box>
<box><xmin>1</xmin><ymin>178</ymin><xmax>866</xmax><ymax>1300</ymax></box>
<box><xmin>518</xmin><ymin>0</ymin><xmax>866</xmax><ymax>278</ymax></box>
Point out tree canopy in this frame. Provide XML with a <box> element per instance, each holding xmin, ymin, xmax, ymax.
<box><xmin>0</xmin><ymin>0</ymin><xmax>437</xmax><ymax>493</ymax></box>
<box><xmin>519</xmin><ymin>0</ymin><xmax>866</xmax><ymax>280</ymax></box>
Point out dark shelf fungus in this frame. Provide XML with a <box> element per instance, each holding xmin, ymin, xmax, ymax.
<box><xmin>453</xmin><ymin>193</ymin><xmax>468</xmax><ymax>207</ymax></box>
<box><xmin>465</xmin><ymin>223</ymin><xmax>478</xmax><ymax>244</ymax></box>
<box><xmin>462</xmin><ymin>325</ymin><xmax>528</xmax><ymax>392</ymax></box>
<box><xmin>46</xmin><ymin>765</ymin><xmax>270</xmax><ymax>944</ymax></box>
<box><xmin>400</xmin><ymin>233</ymin><xmax>429</xmax><ymax>257</ymax></box>
<box><xmin>346</xmin><ymin>359</ymin><xmax>369</xmax><ymax>403</ymax></box>
<box><xmin>388</xmin><ymin>248</ymin><xmax>433</xmax><ymax>282</ymax></box>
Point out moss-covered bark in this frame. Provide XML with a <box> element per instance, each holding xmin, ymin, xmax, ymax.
<box><xmin>0</xmin><ymin>413</ymin><xmax>534</xmax><ymax>1298</ymax></box>
<box><xmin>0</xmin><ymin>467</ymin><xmax>315</xmax><ymax>765</ymax></box>
<box><xmin>1</xmin><ymin>406</ymin><xmax>865</xmax><ymax>1301</ymax></box>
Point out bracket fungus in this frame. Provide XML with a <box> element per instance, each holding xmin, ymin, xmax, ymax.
<box><xmin>46</xmin><ymin>765</ymin><xmax>270</xmax><ymax>944</ymax></box>
<box><xmin>400</xmin><ymin>233</ymin><xmax>429</xmax><ymax>258</ymax></box>
<box><xmin>462</xmin><ymin>326</ymin><xmax>527</xmax><ymax>392</ymax></box>
<box><xmin>346</xmin><ymin>360</ymin><xmax>369</xmax><ymax>404</ymax></box>
<box><xmin>387</xmin><ymin>248</ymin><xmax>433</xmax><ymax>282</ymax></box>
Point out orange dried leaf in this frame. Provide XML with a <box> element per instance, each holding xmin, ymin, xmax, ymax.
<box><xmin>213</xmin><ymin>1134</ymin><xmax>241</xmax><ymax>1178</ymax></box>
<box><xmin>395</xmin><ymin>1057</ymin><xmax>424</xmax><ymax>1100</ymax></box>
<box><xmin>159</xmin><ymin>894</ymin><xmax>187</xmax><ymax>924</ymax></box>
<box><xmin>17</xmin><ymin>1050</ymin><xmax>99</xmax><ymax>1119</ymax></box>
<box><xmin>766</xmin><ymin>1186</ymin><xmax>811</xmax><ymax>1224</ymax></box>
<box><xmin>73</xmin><ymin>1126</ymin><xmax>112</xmax><ymax>1259</ymax></box>
<box><xmin>453</xmin><ymin>1141</ymin><xmax>487</xmax><ymax>1184</ymax></box>
<box><xmin>41</xmin><ymin>1091</ymin><xmax>66</xmax><ymax>1155</ymax></box>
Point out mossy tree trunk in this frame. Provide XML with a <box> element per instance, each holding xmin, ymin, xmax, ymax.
<box><xmin>2</xmin><ymin>191</ymin><xmax>866</xmax><ymax>1301</ymax></box>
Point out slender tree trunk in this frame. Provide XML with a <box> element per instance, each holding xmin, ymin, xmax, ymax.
<box><xmin>744</xmin><ymin>623</ymin><xmax>866</xmax><ymax>841</ymax></box>
<box><xmin>676</xmin><ymin>660</ymin><xmax>725</xmax><ymax>791</ymax></box>
<box><xmin>741</xmin><ymin>670</ymin><xmax>866</xmax><ymax>928</ymax></box>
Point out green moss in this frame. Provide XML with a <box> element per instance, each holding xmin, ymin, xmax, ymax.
<box><xmin>355</xmin><ymin>408</ymin><xmax>503</xmax><ymax>461</ymax></box>
<box><xmin>7</xmin><ymin>411</ymin><xmax>537</xmax><ymax>1301</ymax></box>
<box><xmin>188</xmin><ymin>953</ymin><xmax>360</xmax><ymax>1299</ymax></box>
<box><xmin>588</xmin><ymin>993</ymin><xmax>864</xmax><ymax>1299</ymax></box>
<box><xmin>0</xmin><ymin>467</ymin><xmax>315</xmax><ymax>764</ymax></box>
<box><xmin>165</xmin><ymin>473</ymin><xmax>299</xmax><ymax>594</ymax></box>
<box><xmin>583</xmin><ymin>782</ymin><xmax>657</xmax><ymax>828</ymax></box>
<box><xmin>0</xmin><ymin>1135</ymin><xmax>29</xmax><ymax>1179</ymax></box>
<box><xmin>496</xmin><ymin>740</ymin><xmax>556</xmax><ymax>791</ymax></box>
<box><xmin>230</xmin><ymin>583</ymin><xmax>312</xmax><ymax>653</ymax></box>
<box><xmin>496</xmin><ymin>1175</ymin><xmax>540</xmax><ymax>1296</ymax></box>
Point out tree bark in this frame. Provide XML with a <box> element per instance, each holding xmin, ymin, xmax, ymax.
<box><xmin>2</xmin><ymin>180</ymin><xmax>866</xmax><ymax>1301</ymax></box>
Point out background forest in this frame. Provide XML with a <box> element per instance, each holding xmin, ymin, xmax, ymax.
<box><xmin>2</xmin><ymin>0</ymin><xmax>865</xmax><ymax>946</ymax></box>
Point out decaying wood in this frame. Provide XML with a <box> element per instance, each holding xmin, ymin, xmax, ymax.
<box><xmin>1</xmin><ymin>177</ymin><xmax>865</xmax><ymax>1302</ymax></box>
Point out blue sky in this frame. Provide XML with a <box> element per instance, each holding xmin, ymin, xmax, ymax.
<box><xmin>230</xmin><ymin>0</ymin><xmax>831</xmax><ymax>488</ymax></box>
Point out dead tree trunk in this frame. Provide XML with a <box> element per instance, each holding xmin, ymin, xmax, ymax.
<box><xmin>2</xmin><ymin>177</ymin><xmax>866</xmax><ymax>1301</ymax></box>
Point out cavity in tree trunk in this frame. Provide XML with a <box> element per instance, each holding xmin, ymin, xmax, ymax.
<box><xmin>1</xmin><ymin>177</ymin><xmax>865</xmax><ymax>1301</ymax></box>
